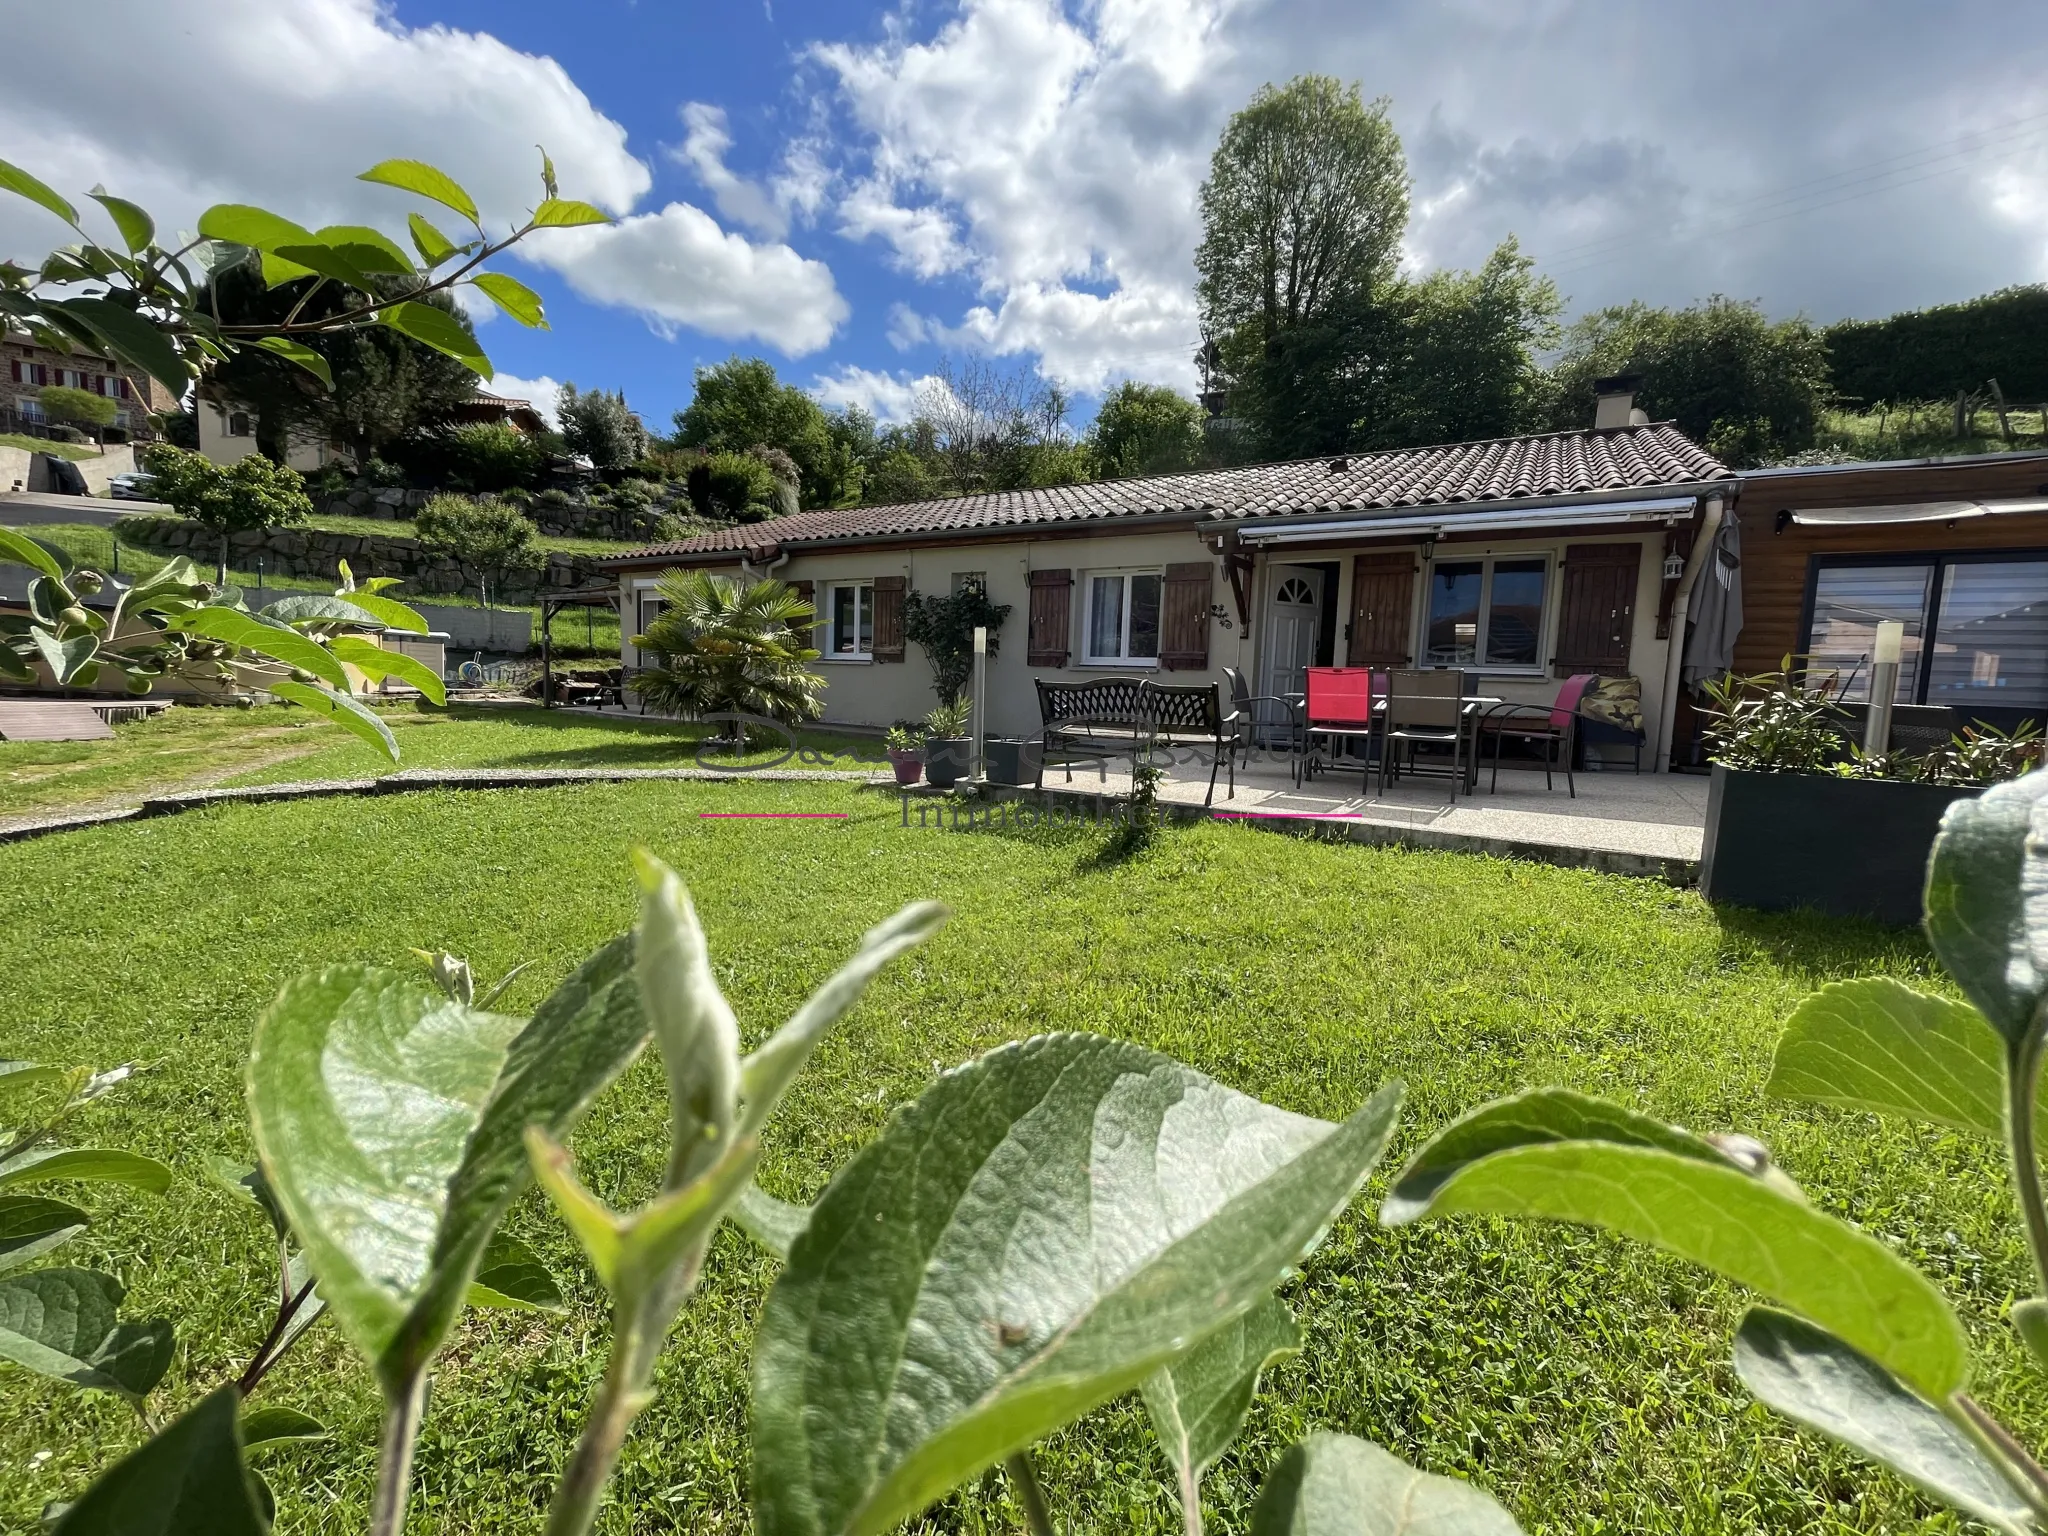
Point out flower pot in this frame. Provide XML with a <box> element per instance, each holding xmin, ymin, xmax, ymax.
<box><xmin>923</xmin><ymin>736</ymin><xmax>972</xmax><ymax>789</ymax></box>
<box><xmin>1698</xmin><ymin>764</ymin><xmax>1980</xmax><ymax>925</ymax></box>
<box><xmin>887</xmin><ymin>747</ymin><xmax>924</xmax><ymax>787</ymax></box>
<box><xmin>983</xmin><ymin>735</ymin><xmax>1042</xmax><ymax>787</ymax></box>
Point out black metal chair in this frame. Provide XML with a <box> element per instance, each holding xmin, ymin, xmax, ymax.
<box><xmin>1377</xmin><ymin>669</ymin><xmax>1471</xmax><ymax>802</ymax></box>
<box><xmin>1222</xmin><ymin>666</ymin><xmax>1299</xmax><ymax>771</ymax></box>
<box><xmin>1477</xmin><ymin>674</ymin><xmax>1597</xmax><ymax>796</ymax></box>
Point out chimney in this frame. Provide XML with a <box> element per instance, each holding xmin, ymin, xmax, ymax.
<box><xmin>1593</xmin><ymin>372</ymin><xmax>1646</xmax><ymax>430</ymax></box>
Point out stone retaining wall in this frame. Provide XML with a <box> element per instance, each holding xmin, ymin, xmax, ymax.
<box><xmin>312</xmin><ymin>486</ymin><xmax>675</xmax><ymax>540</ymax></box>
<box><xmin>116</xmin><ymin>515</ymin><xmax>605</xmax><ymax>604</ymax></box>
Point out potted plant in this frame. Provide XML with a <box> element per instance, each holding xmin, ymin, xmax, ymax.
<box><xmin>884</xmin><ymin>721</ymin><xmax>924</xmax><ymax>787</ymax></box>
<box><xmin>1696</xmin><ymin>665</ymin><xmax>2042</xmax><ymax>923</ymax></box>
<box><xmin>921</xmin><ymin>698</ymin><xmax>974</xmax><ymax>789</ymax></box>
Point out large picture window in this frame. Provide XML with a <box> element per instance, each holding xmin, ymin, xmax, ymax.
<box><xmin>1423</xmin><ymin>556</ymin><xmax>1548</xmax><ymax>669</ymax></box>
<box><xmin>827</xmin><ymin>582</ymin><xmax>874</xmax><ymax>658</ymax></box>
<box><xmin>1084</xmin><ymin>570</ymin><xmax>1163</xmax><ymax>663</ymax></box>
<box><xmin>1803</xmin><ymin>554</ymin><xmax>2048</xmax><ymax>712</ymax></box>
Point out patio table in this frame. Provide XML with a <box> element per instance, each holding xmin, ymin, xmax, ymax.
<box><xmin>1295</xmin><ymin>691</ymin><xmax>1502</xmax><ymax>791</ymax></box>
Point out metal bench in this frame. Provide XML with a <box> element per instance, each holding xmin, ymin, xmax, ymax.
<box><xmin>1034</xmin><ymin>676</ymin><xmax>1237</xmax><ymax>806</ymax></box>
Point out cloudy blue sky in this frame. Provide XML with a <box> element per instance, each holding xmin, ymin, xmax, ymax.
<box><xmin>6</xmin><ymin>1</ymin><xmax>2048</xmax><ymax>432</ymax></box>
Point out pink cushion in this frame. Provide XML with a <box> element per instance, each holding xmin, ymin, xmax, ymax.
<box><xmin>1552</xmin><ymin>673</ymin><xmax>1597</xmax><ymax>728</ymax></box>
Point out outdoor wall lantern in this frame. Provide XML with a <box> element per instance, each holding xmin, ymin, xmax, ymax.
<box><xmin>1662</xmin><ymin>550</ymin><xmax>1686</xmax><ymax>580</ymax></box>
<box><xmin>1420</xmin><ymin>535</ymin><xmax>1437</xmax><ymax>560</ymax></box>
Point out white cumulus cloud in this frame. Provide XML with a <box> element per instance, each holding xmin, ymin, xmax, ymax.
<box><xmin>0</xmin><ymin>0</ymin><xmax>848</xmax><ymax>360</ymax></box>
<box><xmin>530</xmin><ymin>204</ymin><xmax>848</xmax><ymax>356</ymax></box>
<box><xmin>484</xmin><ymin>374</ymin><xmax>564</xmax><ymax>428</ymax></box>
<box><xmin>809</xmin><ymin>365</ymin><xmax>941</xmax><ymax>424</ymax></box>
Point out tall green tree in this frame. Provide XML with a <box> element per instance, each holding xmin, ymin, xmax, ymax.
<box><xmin>672</xmin><ymin>357</ymin><xmax>836</xmax><ymax>507</ymax></box>
<box><xmin>557</xmin><ymin>382</ymin><xmax>646</xmax><ymax>471</ymax></box>
<box><xmin>199</xmin><ymin>266</ymin><xmax>481</xmax><ymax>465</ymax></box>
<box><xmin>1546</xmin><ymin>296</ymin><xmax>1831</xmax><ymax>465</ymax></box>
<box><xmin>1376</xmin><ymin>238</ymin><xmax>1562</xmax><ymax>447</ymax></box>
<box><xmin>1088</xmin><ymin>382</ymin><xmax>1204</xmax><ymax>477</ymax></box>
<box><xmin>1196</xmin><ymin>77</ymin><xmax>1409</xmax><ymax>344</ymax></box>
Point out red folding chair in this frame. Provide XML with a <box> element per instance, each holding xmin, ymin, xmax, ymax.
<box><xmin>1297</xmin><ymin>667</ymin><xmax>1383</xmax><ymax>790</ymax></box>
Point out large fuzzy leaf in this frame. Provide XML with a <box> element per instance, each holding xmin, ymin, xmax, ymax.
<box><xmin>467</xmin><ymin>1231</ymin><xmax>564</xmax><ymax>1312</ymax></box>
<box><xmin>0</xmin><ymin>1146</ymin><xmax>173</xmax><ymax>1195</ymax></box>
<box><xmin>246</xmin><ymin>968</ymin><xmax>526</xmax><ymax>1371</ymax></box>
<box><xmin>53</xmin><ymin>1385</ymin><xmax>267</xmax><ymax>1535</ymax></box>
<box><xmin>173</xmin><ymin>607</ymin><xmax>348</xmax><ymax>691</ymax></box>
<box><xmin>0</xmin><ymin>157</ymin><xmax>79</xmax><ymax>227</ymax></box>
<box><xmin>87</xmin><ymin>189</ymin><xmax>154</xmax><ymax>254</ymax></box>
<box><xmin>328</xmin><ymin>636</ymin><xmax>447</xmax><ymax>706</ymax></box>
<box><xmin>1733</xmin><ymin>1308</ymin><xmax>2033</xmax><ymax>1536</ymax></box>
<box><xmin>52</xmin><ymin>297</ymin><xmax>190</xmax><ymax>394</ymax></box>
<box><xmin>750</xmin><ymin>1034</ymin><xmax>1403</xmax><ymax>1536</ymax></box>
<box><xmin>1923</xmin><ymin>772</ymin><xmax>2048</xmax><ymax>1045</ymax></box>
<box><xmin>1142</xmin><ymin>1294</ymin><xmax>1300</xmax><ymax>1505</ymax></box>
<box><xmin>1249</xmin><ymin>1433</ymin><xmax>1525</xmax><ymax>1536</ymax></box>
<box><xmin>1767</xmin><ymin>977</ymin><xmax>2031</xmax><ymax>1140</ymax></box>
<box><xmin>331</xmin><ymin>589</ymin><xmax>428</xmax><ymax>633</ymax></box>
<box><xmin>358</xmin><ymin>160</ymin><xmax>479</xmax><ymax>224</ymax></box>
<box><xmin>379</xmin><ymin>301</ymin><xmax>489</xmax><ymax>378</ymax></box>
<box><xmin>1382</xmin><ymin>1091</ymin><xmax>1970</xmax><ymax>1402</ymax></box>
<box><xmin>0</xmin><ymin>1269</ymin><xmax>173</xmax><ymax>1399</ymax></box>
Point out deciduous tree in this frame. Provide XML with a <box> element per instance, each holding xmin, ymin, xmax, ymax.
<box><xmin>1088</xmin><ymin>381</ymin><xmax>1205</xmax><ymax>477</ymax></box>
<box><xmin>140</xmin><ymin>443</ymin><xmax>311</xmax><ymax>580</ymax></box>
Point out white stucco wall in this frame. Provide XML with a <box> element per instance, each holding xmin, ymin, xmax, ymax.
<box><xmin>617</xmin><ymin>525</ymin><xmax>1677</xmax><ymax>757</ymax></box>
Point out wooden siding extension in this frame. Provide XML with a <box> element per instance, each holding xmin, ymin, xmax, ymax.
<box><xmin>1732</xmin><ymin>455</ymin><xmax>2048</xmax><ymax>675</ymax></box>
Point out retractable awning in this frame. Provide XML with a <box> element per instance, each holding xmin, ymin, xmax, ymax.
<box><xmin>1231</xmin><ymin>494</ymin><xmax>1699</xmax><ymax>546</ymax></box>
<box><xmin>1789</xmin><ymin>497</ymin><xmax>2048</xmax><ymax>525</ymax></box>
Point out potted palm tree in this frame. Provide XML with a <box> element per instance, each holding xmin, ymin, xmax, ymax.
<box><xmin>628</xmin><ymin>569</ymin><xmax>824</xmax><ymax>749</ymax></box>
<box><xmin>885</xmin><ymin>721</ymin><xmax>924</xmax><ymax>787</ymax></box>
<box><xmin>921</xmin><ymin>698</ymin><xmax>973</xmax><ymax>789</ymax></box>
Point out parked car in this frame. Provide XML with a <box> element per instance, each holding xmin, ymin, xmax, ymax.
<box><xmin>107</xmin><ymin>471</ymin><xmax>156</xmax><ymax>500</ymax></box>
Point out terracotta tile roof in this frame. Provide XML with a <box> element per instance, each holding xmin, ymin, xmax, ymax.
<box><xmin>603</xmin><ymin>422</ymin><xmax>1731</xmax><ymax>563</ymax></box>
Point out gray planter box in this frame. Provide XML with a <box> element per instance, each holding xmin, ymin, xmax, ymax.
<box><xmin>983</xmin><ymin>736</ymin><xmax>1042</xmax><ymax>787</ymax></box>
<box><xmin>924</xmin><ymin>737</ymin><xmax>972</xmax><ymax>789</ymax></box>
<box><xmin>1699</xmin><ymin>764</ymin><xmax>1978</xmax><ymax>925</ymax></box>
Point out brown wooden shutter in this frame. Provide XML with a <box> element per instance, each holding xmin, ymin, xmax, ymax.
<box><xmin>788</xmin><ymin>579</ymin><xmax>816</xmax><ymax>646</ymax></box>
<box><xmin>1553</xmin><ymin>543</ymin><xmax>1641</xmax><ymax>677</ymax></box>
<box><xmin>872</xmin><ymin>575</ymin><xmax>906</xmax><ymax>661</ymax></box>
<box><xmin>1347</xmin><ymin>553</ymin><xmax>1415</xmax><ymax>666</ymax></box>
<box><xmin>1158</xmin><ymin>562</ymin><xmax>1213</xmax><ymax>670</ymax></box>
<box><xmin>1027</xmin><ymin>568</ymin><xmax>1072</xmax><ymax>667</ymax></box>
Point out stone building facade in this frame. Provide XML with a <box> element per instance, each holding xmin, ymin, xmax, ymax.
<box><xmin>2</xmin><ymin>334</ymin><xmax>180</xmax><ymax>442</ymax></box>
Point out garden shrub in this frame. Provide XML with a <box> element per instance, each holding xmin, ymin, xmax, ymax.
<box><xmin>397</xmin><ymin>423</ymin><xmax>544</xmax><ymax>492</ymax></box>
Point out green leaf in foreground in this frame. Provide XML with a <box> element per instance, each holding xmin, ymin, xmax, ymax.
<box><xmin>380</xmin><ymin>300</ymin><xmax>490</xmax><ymax>378</ymax></box>
<box><xmin>54</xmin><ymin>1385</ymin><xmax>268</xmax><ymax>1536</ymax></box>
<box><xmin>358</xmin><ymin>159</ymin><xmax>480</xmax><ymax>224</ymax></box>
<box><xmin>1381</xmin><ymin>1093</ymin><xmax>1970</xmax><ymax>1402</ymax></box>
<box><xmin>0</xmin><ymin>1195</ymin><xmax>89</xmax><ymax>1272</ymax></box>
<box><xmin>247</xmin><ymin>336</ymin><xmax>334</xmax><ymax>389</ymax></box>
<box><xmin>0</xmin><ymin>1268</ymin><xmax>173</xmax><ymax>1398</ymax></box>
<box><xmin>267</xmin><ymin>680</ymin><xmax>399</xmax><ymax>763</ymax></box>
<box><xmin>750</xmin><ymin>1033</ymin><xmax>1403</xmax><ymax>1536</ymax></box>
<box><xmin>329</xmin><ymin>635</ymin><xmax>447</xmax><ymax>706</ymax></box>
<box><xmin>87</xmin><ymin>189</ymin><xmax>154</xmax><ymax>253</ymax></box>
<box><xmin>1248</xmin><ymin>1432</ymin><xmax>1525</xmax><ymax>1536</ymax></box>
<box><xmin>0</xmin><ymin>157</ymin><xmax>79</xmax><ymax>227</ymax></box>
<box><xmin>471</xmin><ymin>272</ymin><xmax>547</xmax><ymax>327</ymax></box>
<box><xmin>1767</xmin><ymin>977</ymin><xmax>2030</xmax><ymax>1141</ymax></box>
<box><xmin>468</xmin><ymin>1231</ymin><xmax>565</xmax><ymax>1311</ymax></box>
<box><xmin>1142</xmin><ymin>1294</ymin><xmax>1300</xmax><ymax>1512</ymax></box>
<box><xmin>731</xmin><ymin>1184</ymin><xmax>809</xmax><ymax>1260</ymax></box>
<box><xmin>246</xmin><ymin>967</ymin><xmax>526</xmax><ymax>1374</ymax></box>
<box><xmin>1733</xmin><ymin>1307</ymin><xmax>2034</xmax><ymax>1536</ymax></box>
<box><xmin>0</xmin><ymin>1147</ymin><xmax>173</xmax><ymax>1195</ymax></box>
<box><xmin>173</xmin><ymin>607</ymin><xmax>349</xmax><ymax>691</ymax></box>
<box><xmin>0</xmin><ymin>527</ymin><xmax>67</xmax><ymax>582</ymax></box>
<box><xmin>329</xmin><ymin>589</ymin><xmax>429</xmax><ymax>634</ymax></box>
<box><xmin>531</xmin><ymin>197</ymin><xmax>610</xmax><ymax>228</ymax></box>
<box><xmin>240</xmin><ymin>1404</ymin><xmax>331</xmax><ymax>1448</ymax></box>
<box><xmin>1923</xmin><ymin>772</ymin><xmax>2048</xmax><ymax>1045</ymax></box>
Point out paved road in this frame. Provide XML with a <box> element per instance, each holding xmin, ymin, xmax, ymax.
<box><xmin>0</xmin><ymin>493</ymin><xmax>169</xmax><ymax>526</ymax></box>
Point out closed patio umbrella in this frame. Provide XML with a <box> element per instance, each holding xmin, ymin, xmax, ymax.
<box><xmin>1682</xmin><ymin>510</ymin><xmax>1743</xmax><ymax>687</ymax></box>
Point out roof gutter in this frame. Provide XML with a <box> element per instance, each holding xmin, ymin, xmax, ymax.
<box><xmin>595</xmin><ymin>506</ymin><xmax>1215</xmax><ymax>567</ymax></box>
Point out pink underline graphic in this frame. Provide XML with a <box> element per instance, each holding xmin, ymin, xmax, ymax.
<box><xmin>699</xmin><ymin>812</ymin><xmax>848</xmax><ymax>819</ymax></box>
<box><xmin>1208</xmin><ymin>810</ymin><xmax>1360</xmax><ymax>820</ymax></box>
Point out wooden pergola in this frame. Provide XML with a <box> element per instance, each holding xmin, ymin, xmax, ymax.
<box><xmin>537</xmin><ymin>584</ymin><xmax>623</xmax><ymax>708</ymax></box>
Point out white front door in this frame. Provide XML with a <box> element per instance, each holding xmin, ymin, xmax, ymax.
<box><xmin>1260</xmin><ymin>565</ymin><xmax>1324</xmax><ymax>702</ymax></box>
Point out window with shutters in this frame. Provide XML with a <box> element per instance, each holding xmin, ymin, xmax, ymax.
<box><xmin>227</xmin><ymin>411</ymin><xmax>252</xmax><ymax>437</ymax></box>
<box><xmin>825</xmin><ymin>582</ymin><xmax>875</xmax><ymax>658</ymax></box>
<box><xmin>1083</xmin><ymin>569</ymin><xmax>1164</xmax><ymax>664</ymax></box>
<box><xmin>1422</xmin><ymin>555</ymin><xmax>1550</xmax><ymax>671</ymax></box>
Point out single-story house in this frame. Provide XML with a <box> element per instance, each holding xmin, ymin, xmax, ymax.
<box><xmin>601</xmin><ymin>379</ymin><xmax>1739</xmax><ymax>771</ymax></box>
<box><xmin>1729</xmin><ymin>449</ymin><xmax>2048</xmax><ymax>732</ymax></box>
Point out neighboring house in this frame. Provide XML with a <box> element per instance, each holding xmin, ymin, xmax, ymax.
<box><xmin>2</xmin><ymin>334</ymin><xmax>177</xmax><ymax>442</ymax></box>
<box><xmin>603</xmin><ymin>380</ymin><xmax>1737</xmax><ymax>770</ymax></box>
<box><xmin>1728</xmin><ymin>450</ymin><xmax>2048</xmax><ymax>733</ymax></box>
<box><xmin>197</xmin><ymin>388</ymin><xmax>543</xmax><ymax>472</ymax></box>
<box><xmin>448</xmin><ymin>392</ymin><xmax>546</xmax><ymax>434</ymax></box>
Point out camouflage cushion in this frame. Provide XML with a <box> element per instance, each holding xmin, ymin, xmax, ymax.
<box><xmin>1579</xmin><ymin>674</ymin><xmax>1643</xmax><ymax>735</ymax></box>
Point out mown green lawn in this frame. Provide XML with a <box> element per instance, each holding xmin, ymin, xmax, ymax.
<box><xmin>0</xmin><ymin>774</ymin><xmax>2030</xmax><ymax>1534</ymax></box>
<box><xmin>0</xmin><ymin>703</ymin><xmax>881</xmax><ymax>820</ymax></box>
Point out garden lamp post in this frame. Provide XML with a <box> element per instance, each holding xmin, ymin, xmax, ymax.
<box><xmin>1864</xmin><ymin>619</ymin><xmax>1904</xmax><ymax>755</ymax></box>
<box><xmin>972</xmin><ymin>625</ymin><xmax>987</xmax><ymax>783</ymax></box>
